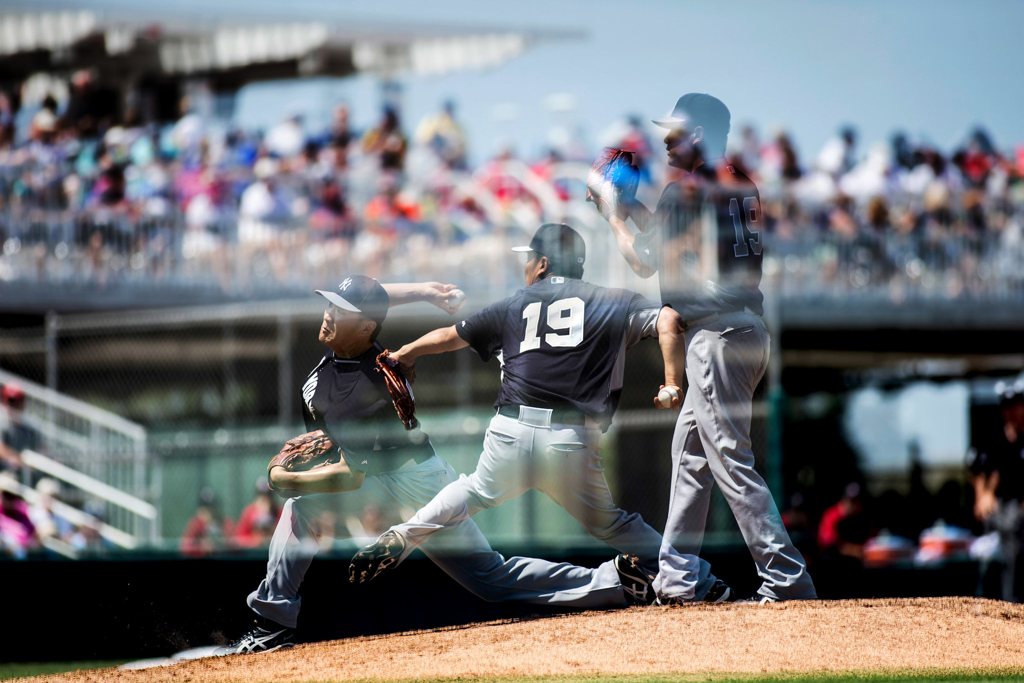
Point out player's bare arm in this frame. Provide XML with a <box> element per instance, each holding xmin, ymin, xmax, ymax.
<box><xmin>390</xmin><ymin>324</ymin><xmax>470</xmax><ymax>368</ymax></box>
<box><xmin>269</xmin><ymin>458</ymin><xmax>366</xmax><ymax>494</ymax></box>
<box><xmin>972</xmin><ymin>471</ymin><xmax>999</xmax><ymax>520</ymax></box>
<box><xmin>609</xmin><ymin>212</ymin><xmax>657</xmax><ymax>279</ymax></box>
<box><xmin>382</xmin><ymin>282</ymin><xmax>466</xmax><ymax>315</ymax></box>
<box><xmin>654</xmin><ymin>306</ymin><xmax>685</xmax><ymax>409</ymax></box>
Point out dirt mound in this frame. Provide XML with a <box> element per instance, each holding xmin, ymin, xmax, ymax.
<box><xmin>22</xmin><ymin>597</ymin><xmax>1024</xmax><ymax>682</ymax></box>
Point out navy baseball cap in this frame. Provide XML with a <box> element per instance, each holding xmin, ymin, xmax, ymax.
<box><xmin>315</xmin><ymin>275</ymin><xmax>390</xmax><ymax>329</ymax></box>
<box><xmin>652</xmin><ymin>93</ymin><xmax>731</xmax><ymax>131</ymax></box>
<box><xmin>512</xmin><ymin>223</ymin><xmax>586</xmax><ymax>272</ymax></box>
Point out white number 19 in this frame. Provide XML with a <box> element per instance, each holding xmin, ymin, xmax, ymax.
<box><xmin>520</xmin><ymin>297</ymin><xmax>585</xmax><ymax>352</ymax></box>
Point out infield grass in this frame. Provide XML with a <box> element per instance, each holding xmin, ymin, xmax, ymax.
<box><xmin>0</xmin><ymin>660</ymin><xmax>127</xmax><ymax>680</ymax></box>
<box><xmin>333</xmin><ymin>672</ymin><xmax>1024</xmax><ymax>683</ymax></box>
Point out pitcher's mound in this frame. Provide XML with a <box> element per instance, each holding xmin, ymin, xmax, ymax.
<box><xmin>28</xmin><ymin>597</ymin><xmax>1024</xmax><ymax>682</ymax></box>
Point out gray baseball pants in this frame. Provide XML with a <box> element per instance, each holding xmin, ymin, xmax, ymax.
<box><xmin>394</xmin><ymin>409</ymin><xmax>716</xmax><ymax>590</ymax></box>
<box><xmin>654</xmin><ymin>311</ymin><xmax>816</xmax><ymax>602</ymax></box>
<box><xmin>248</xmin><ymin>453</ymin><xmax>626</xmax><ymax>627</ymax></box>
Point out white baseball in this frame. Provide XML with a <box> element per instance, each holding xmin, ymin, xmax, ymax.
<box><xmin>448</xmin><ymin>289</ymin><xmax>466</xmax><ymax>308</ymax></box>
<box><xmin>656</xmin><ymin>386</ymin><xmax>680</xmax><ymax>408</ymax></box>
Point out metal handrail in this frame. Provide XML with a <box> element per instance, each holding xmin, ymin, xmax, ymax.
<box><xmin>19</xmin><ymin>449</ymin><xmax>157</xmax><ymax>521</ymax></box>
<box><xmin>0</xmin><ymin>368</ymin><xmax>145</xmax><ymax>440</ymax></box>
<box><xmin>0</xmin><ymin>473</ymin><xmax>139</xmax><ymax>549</ymax></box>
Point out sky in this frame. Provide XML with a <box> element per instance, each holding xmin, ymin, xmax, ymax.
<box><xmin>230</xmin><ymin>0</ymin><xmax>1024</xmax><ymax>164</ymax></box>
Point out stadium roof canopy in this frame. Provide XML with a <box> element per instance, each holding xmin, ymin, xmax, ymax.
<box><xmin>0</xmin><ymin>3</ymin><xmax>581</xmax><ymax>88</ymax></box>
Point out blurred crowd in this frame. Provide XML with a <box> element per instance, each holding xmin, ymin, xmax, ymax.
<box><xmin>179</xmin><ymin>481</ymin><xmax>402</xmax><ymax>558</ymax></box>
<box><xmin>779</xmin><ymin>377</ymin><xmax>1024</xmax><ymax>602</ymax></box>
<box><xmin>2</xmin><ymin>73</ymin><xmax>1023</xmax><ymax>296</ymax></box>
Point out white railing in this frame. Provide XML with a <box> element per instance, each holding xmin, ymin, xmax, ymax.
<box><xmin>0</xmin><ymin>368</ymin><xmax>155</xmax><ymax>544</ymax></box>
<box><xmin>0</xmin><ymin>468</ymin><xmax>150</xmax><ymax>553</ymax></box>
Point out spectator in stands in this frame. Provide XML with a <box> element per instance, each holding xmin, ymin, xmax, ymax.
<box><xmin>308</xmin><ymin>176</ymin><xmax>355</xmax><ymax>280</ymax></box>
<box><xmin>170</xmin><ymin>96</ymin><xmax>205</xmax><ymax>162</ymax></box>
<box><xmin>181</xmin><ymin>487</ymin><xmax>233</xmax><ymax>558</ymax></box>
<box><xmin>529</xmin><ymin>148</ymin><xmax>571</xmax><ymax>201</ymax></box>
<box><xmin>891</xmin><ymin>131</ymin><xmax>915</xmax><ymax>172</ymax></box>
<box><xmin>478</xmin><ymin>145</ymin><xmax>527</xmax><ymax>208</ymax></box>
<box><xmin>0</xmin><ymin>90</ymin><xmax>15</xmax><ymax>150</ymax></box>
<box><xmin>266</xmin><ymin>112</ymin><xmax>306</xmax><ymax>160</ymax></box>
<box><xmin>238</xmin><ymin>157</ymin><xmax>291</xmax><ymax>284</ymax></box>
<box><xmin>818</xmin><ymin>482</ymin><xmax>870</xmax><ymax>561</ymax></box>
<box><xmin>1</xmin><ymin>384</ymin><xmax>39</xmax><ymax>472</ymax></box>
<box><xmin>955</xmin><ymin>127</ymin><xmax>1000</xmax><ymax>190</ymax></box>
<box><xmin>27</xmin><ymin>477</ymin><xmax>73</xmax><ymax>548</ymax></box>
<box><xmin>358</xmin><ymin>175</ymin><xmax>422</xmax><ymax>276</ymax></box>
<box><xmin>68</xmin><ymin>513</ymin><xmax>112</xmax><ymax>554</ymax></box>
<box><xmin>817</xmin><ymin>125</ymin><xmax>858</xmax><ymax>179</ymax></box>
<box><xmin>64</xmin><ymin>69</ymin><xmax>117</xmax><ymax>139</ymax></box>
<box><xmin>969</xmin><ymin>378</ymin><xmax>1024</xmax><ymax>602</ymax></box>
<box><xmin>0</xmin><ymin>485</ymin><xmax>38</xmax><ymax>558</ymax></box>
<box><xmin>233</xmin><ymin>479</ymin><xmax>281</xmax><ymax>549</ymax></box>
<box><xmin>361</xmin><ymin>106</ymin><xmax>407</xmax><ymax>173</ymax></box>
<box><xmin>29</xmin><ymin>95</ymin><xmax>59</xmax><ymax>146</ymax></box>
<box><xmin>181</xmin><ymin>160</ymin><xmax>232</xmax><ymax>290</ymax></box>
<box><xmin>328</xmin><ymin>103</ymin><xmax>354</xmax><ymax>151</ymax></box>
<box><xmin>735</xmin><ymin>124</ymin><xmax>763</xmax><ymax>177</ymax></box>
<box><xmin>762</xmin><ymin>130</ymin><xmax>803</xmax><ymax>183</ymax></box>
<box><xmin>415</xmin><ymin>99</ymin><xmax>468</xmax><ymax>170</ymax></box>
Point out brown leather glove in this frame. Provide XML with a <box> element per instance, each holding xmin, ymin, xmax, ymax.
<box><xmin>375</xmin><ymin>350</ymin><xmax>418</xmax><ymax>430</ymax></box>
<box><xmin>267</xmin><ymin>429</ymin><xmax>339</xmax><ymax>491</ymax></box>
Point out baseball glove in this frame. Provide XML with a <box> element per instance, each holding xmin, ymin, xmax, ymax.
<box><xmin>267</xmin><ymin>429</ymin><xmax>339</xmax><ymax>490</ymax></box>
<box><xmin>375</xmin><ymin>350</ymin><xmax>418</xmax><ymax>430</ymax></box>
<box><xmin>586</xmin><ymin>147</ymin><xmax>640</xmax><ymax>220</ymax></box>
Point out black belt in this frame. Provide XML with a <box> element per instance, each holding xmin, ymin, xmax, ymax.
<box><xmin>497</xmin><ymin>404</ymin><xmax>589</xmax><ymax>426</ymax></box>
<box><xmin>686</xmin><ymin>306</ymin><xmax>760</xmax><ymax>329</ymax></box>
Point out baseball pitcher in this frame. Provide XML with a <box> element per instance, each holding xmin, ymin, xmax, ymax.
<box><xmin>349</xmin><ymin>223</ymin><xmax>731</xmax><ymax>604</ymax></box>
<box><xmin>590</xmin><ymin>93</ymin><xmax>816</xmax><ymax>603</ymax></box>
<box><xmin>219</xmin><ymin>276</ymin><xmax>650</xmax><ymax>655</ymax></box>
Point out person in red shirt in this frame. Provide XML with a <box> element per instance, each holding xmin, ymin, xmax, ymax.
<box><xmin>180</xmin><ymin>488</ymin><xmax>233</xmax><ymax>557</ymax></box>
<box><xmin>818</xmin><ymin>483</ymin><xmax>868</xmax><ymax>560</ymax></box>
<box><xmin>233</xmin><ymin>480</ymin><xmax>281</xmax><ymax>549</ymax></box>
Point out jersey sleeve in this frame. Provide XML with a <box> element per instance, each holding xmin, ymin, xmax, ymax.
<box><xmin>624</xmin><ymin>293</ymin><xmax>664</xmax><ymax>349</ymax></box>
<box><xmin>455</xmin><ymin>298</ymin><xmax>508</xmax><ymax>362</ymax></box>
<box><xmin>632</xmin><ymin>228</ymin><xmax>659</xmax><ymax>272</ymax></box>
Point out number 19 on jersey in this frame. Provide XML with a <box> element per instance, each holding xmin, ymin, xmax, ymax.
<box><xmin>520</xmin><ymin>297</ymin><xmax>585</xmax><ymax>352</ymax></box>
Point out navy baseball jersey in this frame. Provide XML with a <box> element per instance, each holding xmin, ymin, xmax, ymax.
<box><xmin>300</xmin><ymin>343</ymin><xmax>434</xmax><ymax>475</ymax></box>
<box><xmin>634</xmin><ymin>164</ymin><xmax>765</xmax><ymax>322</ymax></box>
<box><xmin>456</xmin><ymin>276</ymin><xmax>662</xmax><ymax>426</ymax></box>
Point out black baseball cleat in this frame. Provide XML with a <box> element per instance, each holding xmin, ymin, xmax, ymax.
<box><xmin>215</xmin><ymin>617</ymin><xmax>296</xmax><ymax>655</ymax></box>
<box><xmin>349</xmin><ymin>529</ymin><xmax>406</xmax><ymax>584</ymax></box>
<box><xmin>702</xmin><ymin>578</ymin><xmax>734</xmax><ymax>603</ymax></box>
<box><xmin>656</xmin><ymin>578</ymin><xmax>735</xmax><ymax>605</ymax></box>
<box><xmin>614</xmin><ymin>553</ymin><xmax>656</xmax><ymax>605</ymax></box>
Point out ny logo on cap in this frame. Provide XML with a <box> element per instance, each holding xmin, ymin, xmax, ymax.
<box><xmin>339</xmin><ymin>277</ymin><xmax>353</xmax><ymax>291</ymax></box>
